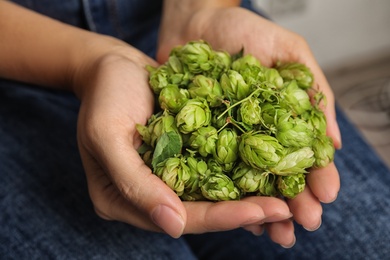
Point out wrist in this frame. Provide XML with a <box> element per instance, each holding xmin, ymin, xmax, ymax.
<box><xmin>69</xmin><ymin>34</ymin><xmax>156</xmax><ymax>100</ymax></box>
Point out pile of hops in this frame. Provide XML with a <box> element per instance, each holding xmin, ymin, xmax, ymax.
<box><xmin>136</xmin><ymin>40</ymin><xmax>334</xmax><ymax>201</ymax></box>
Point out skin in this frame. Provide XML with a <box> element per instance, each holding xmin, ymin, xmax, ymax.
<box><xmin>0</xmin><ymin>0</ymin><xmax>341</xmax><ymax>249</ymax></box>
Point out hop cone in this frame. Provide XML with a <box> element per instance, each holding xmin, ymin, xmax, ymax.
<box><xmin>184</xmin><ymin>155</ymin><xmax>209</xmax><ymax>195</ymax></box>
<box><xmin>166</xmin><ymin>55</ymin><xmax>193</xmax><ymax>86</ymax></box>
<box><xmin>220</xmin><ymin>70</ymin><xmax>251</xmax><ymax>101</ymax></box>
<box><xmin>179</xmin><ymin>40</ymin><xmax>215</xmax><ymax>74</ymax></box>
<box><xmin>239</xmin><ymin>96</ymin><xmax>262</xmax><ymax>126</ymax></box>
<box><xmin>280</xmin><ymin>80</ymin><xmax>312</xmax><ymax>116</ymax></box>
<box><xmin>207</xmin><ymin>50</ymin><xmax>232</xmax><ymax>80</ymax></box>
<box><xmin>188</xmin><ymin>126</ymin><xmax>218</xmax><ymax>157</ymax></box>
<box><xmin>213</xmin><ymin>128</ymin><xmax>239</xmax><ymax>169</ymax></box>
<box><xmin>271</xmin><ymin>147</ymin><xmax>315</xmax><ymax>175</ymax></box>
<box><xmin>207</xmin><ymin>158</ymin><xmax>224</xmax><ymax>175</ymax></box>
<box><xmin>176</xmin><ymin>98</ymin><xmax>211</xmax><ymax>134</ymax></box>
<box><xmin>231</xmin><ymin>54</ymin><xmax>261</xmax><ymax>72</ymax></box>
<box><xmin>136</xmin><ymin>111</ymin><xmax>178</xmax><ymax>148</ymax></box>
<box><xmin>302</xmin><ymin>107</ymin><xmax>327</xmax><ymax>136</ymax></box>
<box><xmin>259</xmin><ymin>67</ymin><xmax>284</xmax><ymax>89</ymax></box>
<box><xmin>258</xmin><ymin>173</ymin><xmax>278</xmax><ymax>197</ymax></box>
<box><xmin>276</xmin><ymin>113</ymin><xmax>314</xmax><ymax>148</ymax></box>
<box><xmin>239</xmin><ymin>132</ymin><xmax>285</xmax><ymax>170</ymax></box>
<box><xmin>232</xmin><ymin>162</ymin><xmax>265</xmax><ymax>193</ymax></box>
<box><xmin>200</xmin><ymin>173</ymin><xmax>240</xmax><ymax>201</ymax></box>
<box><xmin>159</xmin><ymin>84</ymin><xmax>189</xmax><ymax>114</ymax></box>
<box><xmin>154</xmin><ymin>156</ymin><xmax>191</xmax><ymax>196</ymax></box>
<box><xmin>277</xmin><ymin>62</ymin><xmax>314</xmax><ymax>90</ymax></box>
<box><xmin>312</xmin><ymin>135</ymin><xmax>335</xmax><ymax>168</ymax></box>
<box><xmin>277</xmin><ymin>173</ymin><xmax>306</xmax><ymax>199</ymax></box>
<box><xmin>188</xmin><ymin>75</ymin><xmax>224</xmax><ymax>107</ymax></box>
<box><xmin>148</xmin><ymin>64</ymin><xmax>169</xmax><ymax>95</ymax></box>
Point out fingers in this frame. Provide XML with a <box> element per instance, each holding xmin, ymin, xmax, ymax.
<box><xmin>307</xmin><ymin>162</ymin><xmax>340</xmax><ymax>203</ymax></box>
<box><xmin>182</xmin><ymin>196</ymin><xmax>292</xmax><ymax>234</ymax></box>
<box><xmin>287</xmin><ymin>185</ymin><xmax>323</xmax><ymax>231</ymax></box>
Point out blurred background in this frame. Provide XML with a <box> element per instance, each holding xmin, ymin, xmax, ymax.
<box><xmin>253</xmin><ymin>0</ymin><xmax>390</xmax><ymax>169</ymax></box>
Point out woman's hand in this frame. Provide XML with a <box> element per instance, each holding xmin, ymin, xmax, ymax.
<box><xmin>157</xmin><ymin>3</ymin><xmax>341</xmax><ymax>244</ymax></box>
<box><xmin>72</xmin><ymin>44</ymin><xmax>293</xmax><ymax>245</ymax></box>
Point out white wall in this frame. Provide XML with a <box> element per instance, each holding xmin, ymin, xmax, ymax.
<box><xmin>252</xmin><ymin>0</ymin><xmax>390</xmax><ymax>69</ymax></box>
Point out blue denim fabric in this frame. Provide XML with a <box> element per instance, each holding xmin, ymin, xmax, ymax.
<box><xmin>3</xmin><ymin>0</ymin><xmax>390</xmax><ymax>259</ymax></box>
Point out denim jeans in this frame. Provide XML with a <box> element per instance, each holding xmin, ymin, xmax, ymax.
<box><xmin>2</xmin><ymin>1</ymin><xmax>390</xmax><ymax>259</ymax></box>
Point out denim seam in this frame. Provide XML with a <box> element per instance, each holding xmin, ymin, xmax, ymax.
<box><xmin>82</xmin><ymin>0</ymin><xmax>97</xmax><ymax>32</ymax></box>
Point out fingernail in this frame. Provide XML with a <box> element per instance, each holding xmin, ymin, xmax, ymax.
<box><xmin>304</xmin><ymin>218</ymin><xmax>322</xmax><ymax>232</ymax></box>
<box><xmin>281</xmin><ymin>235</ymin><xmax>296</xmax><ymax>249</ymax></box>
<box><xmin>151</xmin><ymin>205</ymin><xmax>184</xmax><ymax>238</ymax></box>
<box><xmin>260</xmin><ymin>213</ymin><xmax>293</xmax><ymax>224</ymax></box>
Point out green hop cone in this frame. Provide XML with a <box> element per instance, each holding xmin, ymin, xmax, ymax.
<box><xmin>276</xmin><ymin>113</ymin><xmax>314</xmax><ymax>148</ymax></box>
<box><xmin>188</xmin><ymin>126</ymin><xmax>218</xmax><ymax>157</ymax></box>
<box><xmin>183</xmin><ymin>155</ymin><xmax>209</xmax><ymax>196</ymax></box>
<box><xmin>154</xmin><ymin>156</ymin><xmax>191</xmax><ymax>196</ymax></box>
<box><xmin>213</xmin><ymin>128</ymin><xmax>239</xmax><ymax>171</ymax></box>
<box><xmin>167</xmin><ymin>55</ymin><xmax>194</xmax><ymax>86</ymax></box>
<box><xmin>179</xmin><ymin>40</ymin><xmax>215</xmax><ymax>74</ymax></box>
<box><xmin>188</xmin><ymin>75</ymin><xmax>224</xmax><ymax>107</ymax></box>
<box><xmin>176</xmin><ymin>98</ymin><xmax>211</xmax><ymax>134</ymax></box>
<box><xmin>211</xmin><ymin>106</ymin><xmax>229</xmax><ymax>129</ymax></box>
<box><xmin>258</xmin><ymin>67</ymin><xmax>284</xmax><ymax>89</ymax></box>
<box><xmin>277</xmin><ymin>173</ymin><xmax>306</xmax><ymax>199</ymax></box>
<box><xmin>302</xmin><ymin>107</ymin><xmax>327</xmax><ymax>136</ymax></box>
<box><xmin>259</xmin><ymin>103</ymin><xmax>288</xmax><ymax>133</ymax></box>
<box><xmin>207</xmin><ymin>50</ymin><xmax>232</xmax><ymax>80</ymax></box>
<box><xmin>312</xmin><ymin>135</ymin><xmax>335</xmax><ymax>168</ymax></box>
<box><xmin>200</xmin><ymin>173</ymin><xmax>240</xmax><ymax>201</ymax></box>
<box><xmin>239</xmin><ymin>132</ymin><xmax>285</xmax><ymax>170</ymax></box>
<box><xmin>231</xmin><ymin>161</ymin><xmax>265</xmax><ymax>193</ymax></box>
<box><xmin>231</xmin><ymin>54</ymin><xmax>261</xmax><ymax>72</ymax></box>
<box><xmin>220</xmin><ymin>70</ymin><xmax>251</xmax><ymax>101</ymax></box>
<box><xmin>270</xmin><ymin>147</ymin><xmax>315</xmax><ymax>175</ymax></box>
<box><xmin>159</xmin><ymin>84</ymin><xmax>189</xmax><ymax>114</ymax></box>
<box><xmin>277</xmin><ymin>62</ymin><xmax>314</xmax><ymax>90</ymax></box>
<box><xmin>280</xmin><ymin>80</ymin><xmax>312</xmax><ymax>116</ymax></box>
<box><xmin>147</xmin><ymin>64</ymin><xmax>169</xmax><ymax>95</ymax></box>
<box><xmin>239</xmin><ymin>95</ymin><xmax>262</xmax><ymax>126</ymax></box>
<box><xmin>136</xmin><ymin>111</ymin><xmax>179</xmax><ymax>148</ymax></box>
<box><xmin>238</xmin><ymin>64</ymin><xmax>262</xmax><ymax>85</ymax></box>
<box><xmin>258</xmin><ymin>173</ymin><xmax>279</xmax><ymax>197</ymax></box>
<box><xmin>207</xmin><ymin>158</ymin><xmax>225</xmax><ymax>175</ymax></box>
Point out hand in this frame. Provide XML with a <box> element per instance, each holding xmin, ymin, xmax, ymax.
<box><xmin>157</xmin><ymin>5</ymin><xmax>341</xmax><ymax>243</ymax></box>
<box><xmin>0</xmin><ymin>1</ymin><xmax>295</xmax><ymax>247</ymax></box>
<box><xmin>73</xmin><ymin>43</ymin><xmax>293</xmax><ymax>245</ymax></box>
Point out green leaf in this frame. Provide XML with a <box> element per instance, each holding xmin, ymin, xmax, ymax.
<box><xmin>152</xmin><ymin>131</ymin><xmax>182</xmax><ymax>169</ymax></box>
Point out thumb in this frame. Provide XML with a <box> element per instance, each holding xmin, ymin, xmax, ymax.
<box><xmin>82</xmin><ymin>140</ymin><xmax>187</xmax><ymax>238</ymax></box>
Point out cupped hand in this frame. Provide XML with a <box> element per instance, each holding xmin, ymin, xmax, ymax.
<box><xmin>157</xmin><ymin>6</ymin><xmax>341</xmax><ymax>235</ymax></box>
<box><xmin>73</xmin><ymin>43</ymin><xmax>293</xmax><ymax>244</ymax></box>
